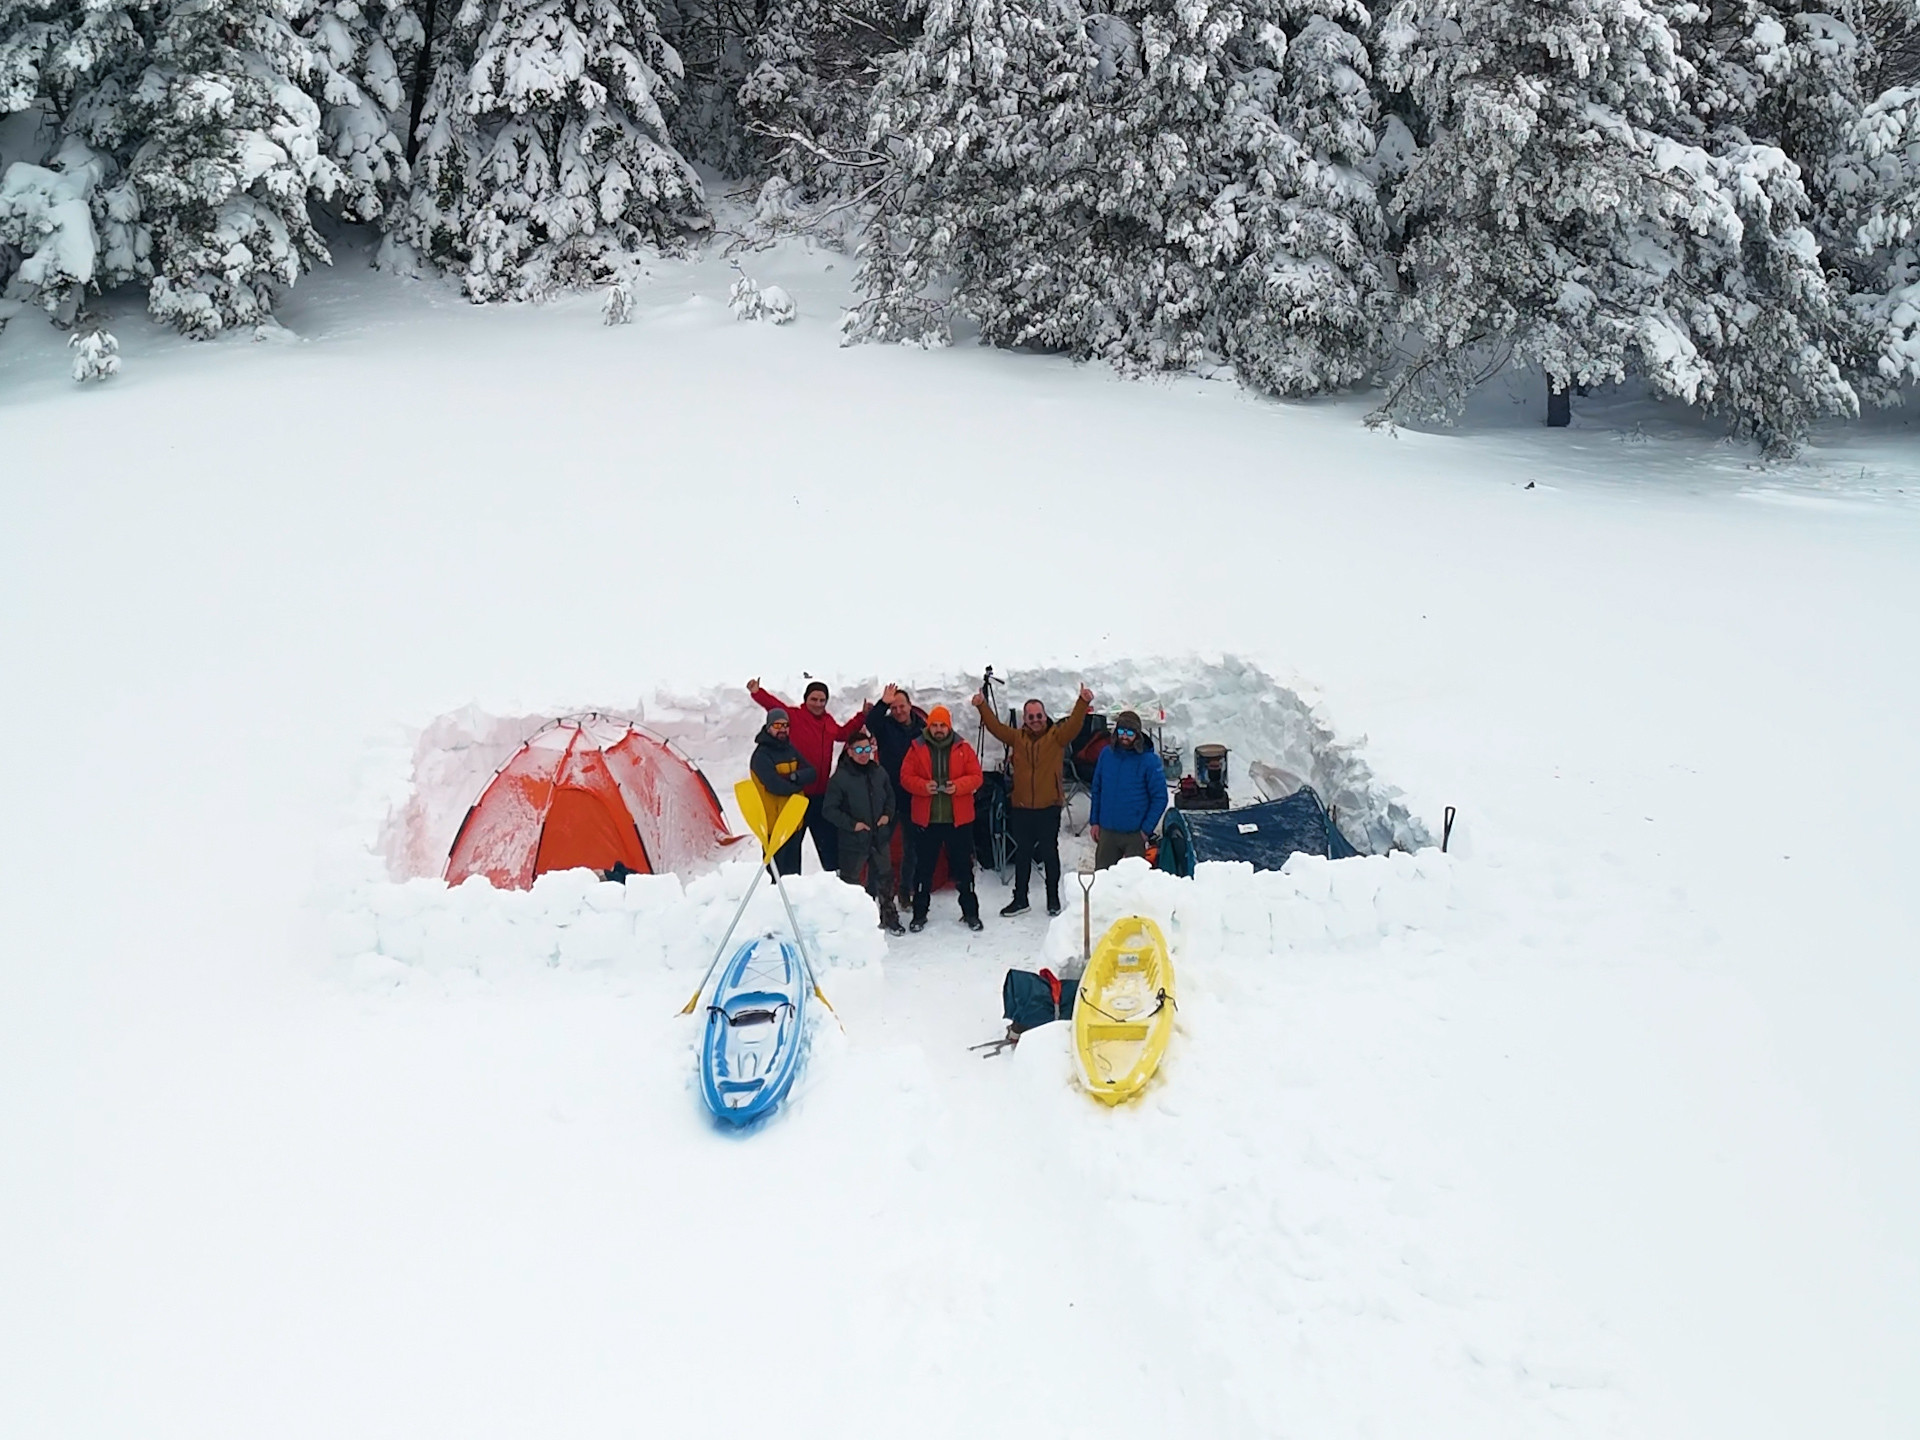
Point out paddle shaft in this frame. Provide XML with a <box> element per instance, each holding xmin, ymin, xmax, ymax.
<box><xmin>764</xmin><ymin>861</ymin><xmax>839</xmax><ymax>1020</ymax></box>
<box><xmin>680</xmin><ymin>862</ymin><xmax>766</xmax><ymax>1013</ymax></box>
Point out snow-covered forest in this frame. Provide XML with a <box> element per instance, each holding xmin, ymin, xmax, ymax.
<box><xmin>3</xmin><ymin>0</ymin><xmax>1917</xmax><ymax>447</ymax></box>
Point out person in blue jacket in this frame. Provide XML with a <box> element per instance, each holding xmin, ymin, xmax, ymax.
<box><xmin>1089</xmin><ymin>709</ymin><xmax>1168</xmax><ymax>869</ymax></box>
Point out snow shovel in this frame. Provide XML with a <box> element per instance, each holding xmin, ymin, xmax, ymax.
<box><xmin>676</xmin><ymin>782</ymin><xmax>811</xmax><ymax>1015</ymax></box>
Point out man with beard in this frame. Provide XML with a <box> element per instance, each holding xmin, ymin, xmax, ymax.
<box><xmin>748</xmin><ymin>708</ymin><xmax>817</xmax><ymax>875</ymax></box>
<box><xmin>898</xmin><ymin>706</ymin><xmax>985</xmax><ymax>932</ymax></box>
<box><xmin>1089</xmin><ymin>709</ymin><xmax>1168</xmax><ymax>869</ymax></box>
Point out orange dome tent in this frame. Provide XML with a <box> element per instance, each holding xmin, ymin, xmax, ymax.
<box><xmin>446</xmin><ymin>717</ymin><xmax>735</xmax><ymax>889</ymax></box>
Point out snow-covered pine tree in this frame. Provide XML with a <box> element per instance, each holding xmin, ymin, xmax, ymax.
<box><xmin>1</xmin><ymin>0</ymin><xmax>343</xmax><ymax>336</ymax></box>
<box><xmin>663</xmin><ymin>0</ymin><xmax>913</xmax><ymax>206</ymax></box>
<box><xmin>1838</xmin><ymin>78</ymin><xmax>1920</xmax><ymax>390</ymax></box>
<box><xmin>399</xmin><ymin>0</ymin><xmax>706</xmax><ymax>300</ymax></box>
<box><xmin>849</xmin><ymin>0</ymin><xmax>1389</xmax><ymax>396</ymax></box>
<box><xmin>1377</xmin><ymin>0</ymin><xmax>1856</xmax><ymax>450</ymax></box>
<box><xmin>294</xmin><ymin>0</ymin><xmax>420</xmax><ymax>221</ymax></box>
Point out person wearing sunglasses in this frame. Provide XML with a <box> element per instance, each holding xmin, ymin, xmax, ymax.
<box><xmin>822</xmin><ymin>730</ymin><xmax>905</xmax><ymax>934</ymax></box>
<box><xmin>748</xmin><ymin>708</ymin><xmax>817</xmax><ymax>875</ymax></box>
<box><xmin>1089</xmin><ymin>708</ymin><xmax>1168</xmax><ymax>869</ymax></box>
<box><xmin>971</xmin><ymin>682</ymin><xmax>1093</xmax><ymax>916</ymax></box>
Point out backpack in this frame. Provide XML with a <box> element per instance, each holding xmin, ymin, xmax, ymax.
<box><xmin>1002</xmin><ymin>968</ymin><xmax>1076</xmax><ymax>1033</ymax></box>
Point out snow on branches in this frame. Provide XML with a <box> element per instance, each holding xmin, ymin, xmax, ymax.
<box><xmin>847</xmin><ymin>0</ymin><xmax>1391</xmax><ymax>397</ymax></box>
<box><xmin>1374</xmin><ymin>0</ymin><xmax>1858</xmax><ymax>451</ymax></box>
<box><xmin>397</xmin><ymin>0</ymin><xmax>708</xmax><ymax>300</ymax></box>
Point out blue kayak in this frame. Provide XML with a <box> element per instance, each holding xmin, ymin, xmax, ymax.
<box><xmin>700</xmin><ymin>934</ymin><xmax>810</xmax><ymax>1126</ymax></box>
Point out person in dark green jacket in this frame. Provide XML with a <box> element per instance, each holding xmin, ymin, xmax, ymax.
<box><xmin>822</xmin><ymin>731</ymin><xmax>904</xmax><ymax>934</ymax></box>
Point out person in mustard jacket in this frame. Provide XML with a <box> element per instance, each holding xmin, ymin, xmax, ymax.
<box><xmin>899</xmin><ymin>706</ymin><xmax>985</xmax><ymax>932</ymax></box>
<box><xmin>971</xmin><ymin>682</ymin><xmax>1093</xmax><ymax>916</ymax></box>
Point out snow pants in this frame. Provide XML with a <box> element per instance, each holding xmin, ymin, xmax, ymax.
<box><xmin>890</xmin><ymin>779</ymin><xmax>918</xmax><ymax>900</ymax></box>
<box><xmin>836</xmin><ymin>825</ymin><xmax>894</xmax><ymax>896</ymax></box>
<box><xmin>1007</xmin><ymin>804</ymin><xmax>1062</xmax><ymax>906</ymax></box>
<box><xmin>806</xmin><ymin>798</ymin><xmax>839</xmax><ymax>874</ymax></box>
<box><xmin>912</xmin><ymin>822</ymin><xmax>978</xmax><ymax>922</ymax></box>
<box><xmin>1094</xmin><ymin>829</ymin><xmax>1148</xmax><ymax>869</ymax></box>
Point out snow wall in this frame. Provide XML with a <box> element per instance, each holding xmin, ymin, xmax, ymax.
<box><xmin>332</xmin><ymin>658</ymin><xmax>1440</xmax><ymax>983</ymax></box>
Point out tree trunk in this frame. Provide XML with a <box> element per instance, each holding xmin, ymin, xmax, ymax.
<box><xmin>406</xmin><ymin>0</ymin><xmax>443</xmax><ymax>165</ymax></box>
<box><xmin>1547</xmin><ymin>379</ymin><xmax>1571</xmax><ymax>428</ymax></box>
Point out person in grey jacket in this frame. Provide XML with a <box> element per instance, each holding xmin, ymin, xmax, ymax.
<box><xmin>822</xmin><ymin>731</ymin><xmax>904</xmax><ymax>934</ymax></box>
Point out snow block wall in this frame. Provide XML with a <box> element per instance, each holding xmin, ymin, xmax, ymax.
<box><xmin>331</xmin><ymin>863</ymin><xmax>887</xmax><ymax>986</ymax></box>
<box><xmin>340</xmin><ymin>657</ymin><xmax>1430</xmax><ymax>983</ymax></box>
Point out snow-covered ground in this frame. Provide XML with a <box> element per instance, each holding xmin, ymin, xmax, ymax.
<box><xmin>3</xmin><ymin>235</ymin><xmax>1917</xmax><ymax>1439</ymax></box>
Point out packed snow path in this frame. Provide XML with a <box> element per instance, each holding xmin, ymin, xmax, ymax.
<box><xmin>2</xmin><ymin>241</ymin><xmax>1917</xmax><ymax>1439</ymax></box>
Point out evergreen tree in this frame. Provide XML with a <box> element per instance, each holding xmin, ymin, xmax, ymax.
<box><xmin>1</xmin><ymin>0</ymin><xmax>343</xmax><ymax>336</ymax></box>
<box><xmin>849</xmin><ymin>0</ymin><xmax>1389</xmax><ymax>396</ymax></box>
<box><xmin>294</xmin><ymin>0</ymin><xmax>420</xmax><ymax>221</ymax></box>
<box><xmin>399</xmin><ymin>0</ymin><xmax>706</xmax><ymax>300</ymax></box>
<box><xmin>663</xmin><ymin>0</ymin><xmax>913</xmax><ymax>205</ymax></box>
<box><xmin>1377</xmin><ymin>0</ymin><xmax>1856</xmax><ymax>450</ymax></box>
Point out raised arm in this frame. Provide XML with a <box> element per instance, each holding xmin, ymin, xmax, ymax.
<box><xmin>1050</xmin><ymin>692</ymin><xmax>1090</xmax><ymax>742</ymax></box>
<box><xmin>972</xmin><ymin>693</ymin><xmax>1017</xmax><ymax>744</ymax></box>
<box><xmin>748</xmin><ymin>682</ymin><xmax>792</xmax><ymax>714</ymax></box>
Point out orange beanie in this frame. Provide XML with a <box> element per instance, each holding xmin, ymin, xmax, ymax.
<box><xmin>926</xmin><ymin>705</ymin><xmax>952</xmax><ymax>726</ymax></box>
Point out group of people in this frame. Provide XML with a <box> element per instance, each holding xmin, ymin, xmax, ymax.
<box><xmin>745</xmin><ymin>677</ymin><xmax>1170</xmax><ymax>935</ymax></box>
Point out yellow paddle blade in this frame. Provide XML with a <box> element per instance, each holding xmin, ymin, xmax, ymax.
<box><xmin>768</xmin><ymin>793</ymin><xmax>810</xmax><ymax>857</ymax></box>
<box><xmin>677</xmin><ymin>988</ymin><xmax>702</xmax><ymax>1016</ymax></box>
<box><xmin>733</xmin><ymin>779</ymin><xmax>770</xmax><ymax>849</ymax></box>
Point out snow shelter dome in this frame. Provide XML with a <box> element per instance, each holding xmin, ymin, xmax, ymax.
<box><xmin>445</xmin><ymin>717</ymin><xmax>735</xmax><ymax>889</ymax></box>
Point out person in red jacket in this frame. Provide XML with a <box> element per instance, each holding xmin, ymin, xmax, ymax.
<box><xmin>898</xmin><ymin>705</ymin><xmax>984</xmax><ymax>932</ymax></box>
<box><xmin>749</xmin><ymin>677</ymin><xmax>865</xmax><ymax>872</ymax></box>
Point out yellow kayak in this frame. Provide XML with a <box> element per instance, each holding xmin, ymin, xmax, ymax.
<box><xmin>1072</xmin><ymin>916</ymin><xmax>1175</xmax><ymax>1104</ymax></box>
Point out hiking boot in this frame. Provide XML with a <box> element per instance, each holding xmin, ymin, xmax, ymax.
<box><xmin>1000</xmin><ymin>897</ymin><xmax>1030</xmax><ymax>917</ymax></box>
<box><xmin>879</xmin><ymin>898</ymin><xmax>906</xmax><ymax>937</ymax></box>
<box><xmin>1046</xmin><ymin>899</ymin><xmax>1063</xmax><ymax>916</ymax></box>
<box><xmin>909</xmin><ymin>913</ymin><xmax>928</xmax><ymax>933</ymax></box>
<box><xmin>964</xmin><ymin>914</ymin><xmax>985</xmax><ymax>932</ymax></box>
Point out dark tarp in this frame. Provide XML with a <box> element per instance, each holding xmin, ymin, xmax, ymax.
<box><xmin>1158</xmin><ymin>788</ymin><xmax>1359</xmax><ymax>878</ymax></box>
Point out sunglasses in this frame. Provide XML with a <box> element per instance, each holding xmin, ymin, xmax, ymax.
<box><xmin>850</xmin><ymin>744</ymin><xmax>875</xmax><ymax>755</ymax></box>
<box><xmin>1114</xmin><ymin>727</ymin><xmax>1137</xmax><ymax>739</ymax></box>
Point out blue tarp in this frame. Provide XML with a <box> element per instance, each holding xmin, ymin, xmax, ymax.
<box><xmin>1157</xmin><ymin>789</ymin><xmax>1359</xmax><ymax>878</ymax></box>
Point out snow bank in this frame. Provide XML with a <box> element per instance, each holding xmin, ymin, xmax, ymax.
<box><xmin>1036</xmin><ymin>847</ymin><xmax>1458</xmax><ymax>969</ymax></box>
<box><xmin>331</xmin><ymin>860</ymin><xmax>887</xmax><ymax>986</ymax></box>
<box><xmin>379</xmin><ymin>656</ymin><xmax>1429</xmax><ymax>881</ymax></box>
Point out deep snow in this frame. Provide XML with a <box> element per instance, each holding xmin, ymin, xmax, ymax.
<box><xmin>2</xmin><ymin>234</ymin><xmax>1917</xmax><ymax>1439</ymax></box>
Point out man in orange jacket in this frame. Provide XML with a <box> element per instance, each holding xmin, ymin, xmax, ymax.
<box><xmin>898</xmin><ymin>706</ymin><xmax>984</xmax><ymax>932</ymax></box>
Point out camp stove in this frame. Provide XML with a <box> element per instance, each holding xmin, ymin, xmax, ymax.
<box><xmin>1174</xmin><ymin>743</ymin><xmax>1231</xmax><ymax>811</ymax></box>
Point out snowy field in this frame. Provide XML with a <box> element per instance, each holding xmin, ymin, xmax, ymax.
<box><xmin>3</xmin><ymin>237</ymin><xmax>1918</xmax><ymax>1440</ymax></box>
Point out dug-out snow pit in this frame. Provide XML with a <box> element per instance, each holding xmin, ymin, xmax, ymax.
<box><xmin>334</xmin><ymin>658</ymin><xmax>1437</xmax><ymax>981</ymax></box>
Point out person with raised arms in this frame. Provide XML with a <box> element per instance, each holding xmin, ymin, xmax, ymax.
<box><xmin>748</xmin><ymin>677</ymin><xmax>866</xmax><ymax>873</ymax></box>
<box><xmin>971</xmin><ymin>682</ymin><xmax>1093</xmax><ymax>916</ymax></box>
